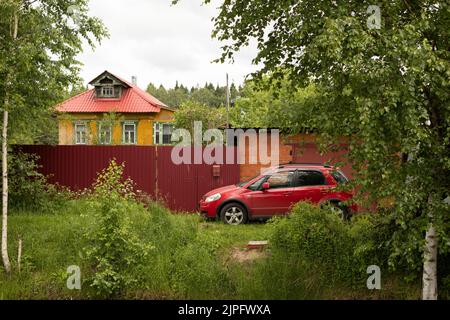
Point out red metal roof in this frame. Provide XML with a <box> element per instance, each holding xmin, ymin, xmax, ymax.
<box><xmin>56</xmin><ymin>71</ymin><xmax>171</xmax><ymax>114</ymax></box>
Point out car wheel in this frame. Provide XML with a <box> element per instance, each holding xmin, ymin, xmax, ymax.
<box><xmin>324</xmin><ymin>201</ymin><xmax>351</xmax><ymax>221</ymax></box>
<box><xmin>220</xmin><ymin>203</ymin><xmax>248</xmax><ymax>225</ymax></box>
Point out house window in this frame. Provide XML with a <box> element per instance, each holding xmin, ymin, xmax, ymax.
<box><xmin>101</xmin><ymin>86</ymin><xmax>114</xmax><ymax>97</ymax></box>
<box><xmin>123</xmin><ymin>122</ymin><xmax>136</xmax><ymax>144</ymax></box>
<box><xmin>154</xmin><ymin>122</ymin><xmax>174</xmax><ymax>145</ymax></box>
<box><xmin>99</xmin><ymin>124</ymin><xmax>112</xmax><ymax>145</ymax></box>
<box><xmin>75</xmin><ymin>123</ymin><xmax>87</xmax><ymax>145</ymax></box>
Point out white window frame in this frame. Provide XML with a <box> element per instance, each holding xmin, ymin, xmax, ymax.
<box><xmin>154</xmin><ymin>122</ymin><xmax>160</xmax><ymax>145</ymax></box>
<box><xmin>162</xmin><ymin>123</ymin><xmax>174</xmax><ymax>145</ymax></box>
<box><xmin>98</xmin><ymin>123</ymin><xmax>112</xmax><ymax>145</ymax></box>
<box><xmin>122</xmin><ymin>122</ymin><xmax>137</xmax><ymax>145</ymax></box>
<box><xmin>101</xmin><ymin>86</ymin><xmax>114</xmax><ymax>98</ymax></box>
<box><xmin>75</xmin><ymin>123</ymin><xmax>87</xmax><ymax>145</ymax></box>
<box><xmin>153</xmin><ymin>122</ymin><xmax>174</xmax><ymax>145</ymax></box>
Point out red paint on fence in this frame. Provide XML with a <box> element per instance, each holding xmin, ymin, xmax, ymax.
<box><xmin>156</xmin><ymin>147</ymin><xmax>240</xmax><ymax>211</ymax></box>
<box><xmin>15</xmin><ymin>145</ymin><xmax>240</xmax><ymax>212</ymax></box>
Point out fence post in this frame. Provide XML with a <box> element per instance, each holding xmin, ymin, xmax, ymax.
<box><xmin>154</xmin><ymin>145</ymin><xmax>159</xmax><ymax>198</ymax></box>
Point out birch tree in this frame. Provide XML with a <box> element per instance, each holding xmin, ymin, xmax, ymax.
<box><xmin>181</xmin><ymin>0</ymin><xmax>450</xmax><ymax>298</ymax></box>
<box><xmin>0</xmin><ymin>0</ymin><xmax>17</xmax><ymax>274</ymax></box>
<box><xmin>0</xmin><ymin>0</ymin><xmax>107</xmax><ymax>273</ymax></box>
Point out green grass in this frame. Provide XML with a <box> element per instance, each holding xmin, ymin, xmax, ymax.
<box><xmin>0</xmin><ymin>210</ymin><xmax>91</xmax><ymax>299</ymax></box>
<box><xmin>0</xmin><ymin>201</ymin><xmax>420</xmax><ymax>300</ymax></box>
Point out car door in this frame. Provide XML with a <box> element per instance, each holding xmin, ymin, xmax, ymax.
<box><xmin>291</xmin><ymin>170</ymin><xmax>330</xmax><ymax>205</ymax></box>
<box><xmin>248</xmin><ymin>171</ymin><xmax>295</xmax><ymax>216</ymax></box>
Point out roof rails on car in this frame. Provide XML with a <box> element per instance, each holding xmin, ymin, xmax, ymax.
<box><xmin>277</xmin><ymin>162</ymin><xmax>333</xmax><ymax>168</ymax></box>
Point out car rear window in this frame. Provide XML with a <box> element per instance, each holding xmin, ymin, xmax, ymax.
<box><xmin>331</xmin><ymin>170</ymin><xmax>349</xmax><ymax>184</ymax></box>
<box><xmin>292</xmin><ymin>170</ymin><xmax>326</xmax><ymax>187</ymax></box>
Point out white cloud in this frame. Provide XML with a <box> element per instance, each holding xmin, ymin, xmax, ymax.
<box><xmin>77</xmin><ymin>0</ymin><xmax>260</xmax><ymax>89</ymax></box>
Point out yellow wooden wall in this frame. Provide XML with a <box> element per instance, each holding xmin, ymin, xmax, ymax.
<box><xmin>58</xmin><ymin>111</ymin><xmax>175</xmax><ymax>145</ymax></box>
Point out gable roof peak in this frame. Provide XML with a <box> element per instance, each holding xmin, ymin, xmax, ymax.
<box><xmin>56</xmin><ymin>71</ymin><xmax>173</xmax><ymax>113</ymax></box>
<box><xmin>88</xmin><ymin>70</ymin><xmax>131</xmax><ymax>88</ymax></box>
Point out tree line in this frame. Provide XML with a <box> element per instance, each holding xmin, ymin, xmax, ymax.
<box><xmin>146</xmin><ymin>81</ymin><xmax>241</xmax><ymax>108</ymax></box>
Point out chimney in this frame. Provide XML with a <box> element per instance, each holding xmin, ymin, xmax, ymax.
<box><xmin>131</xmin><ymin>76</ymin><xmax>137</xmax><ymax>86</ymax></box>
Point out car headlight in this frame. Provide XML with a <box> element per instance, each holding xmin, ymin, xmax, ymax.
<box><xmin>205</xmin><ymin>193</ymin><xmax>221</xmax><ymax>203</ymax></box>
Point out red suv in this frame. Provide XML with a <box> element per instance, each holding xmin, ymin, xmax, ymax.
<box><xmin>199</xmin><ymin>164</ymin><xmax>356</xmax><ymax>225</ymax></box>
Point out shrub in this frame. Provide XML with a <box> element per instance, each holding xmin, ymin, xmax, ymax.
<box><xmin>269</xmin><ymin>203</ymin><xmax>394</xmax><ymax>288</ymax></box>
<box><xmin>8</xmin><ymin>151</ymin><xmax>70</xmax><ymax>213</ymax></box>
<box><xmin>347</xmin><ymin>213</ymin><xmax>399</xmax><ymax>287</ymax></box>
<box><xmin>83</xmin><ymin>160</ymin><xmax>154</xmax><ymax>298</ymax></box>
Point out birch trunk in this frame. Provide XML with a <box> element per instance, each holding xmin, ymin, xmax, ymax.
<box><xmin>422</xmin><ymin>224</ymin><xmax>438</xmax><ymax>299</ymax></box>
<box><xmin>1</xmin><ymin>110</ymin><xmax>10</xmax><ymax>273</ymax></box>
<box><xmin>422</xmin><ymin>196</ymin><xmax>438</xmax><ymax>300</ymax></box>
<box><xmin>1</xmin><ymin>5</ymin><xmax>18</xmax><ymax>274</ymax></box>
<box><xmin>17</xmin><ymin>237</ymin><xmax>22</xmax><ymax>273</ymax></box>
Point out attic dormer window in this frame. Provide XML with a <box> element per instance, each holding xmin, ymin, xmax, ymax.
<box><xmin>101</xmin><ymin>86</ymin><xmax>114</xmax><ymax>97</ymax></box>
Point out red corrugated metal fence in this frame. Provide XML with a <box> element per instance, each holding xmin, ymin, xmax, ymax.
<box><xmin>15</xmin><ymin>145</ymin><xmax>240</xmax><ymax>212</ymax></box>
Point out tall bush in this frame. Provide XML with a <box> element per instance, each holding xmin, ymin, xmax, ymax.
<box><xmin>83</xmin><ymin>160</ymin><xmax>153</xmax><ymax>298</ymax></box>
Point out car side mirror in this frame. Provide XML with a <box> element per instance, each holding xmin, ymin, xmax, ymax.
<box><xmin>262</xmin><ymin>182</ymin><xmax>270</xmax><ymax>190</ymax></box>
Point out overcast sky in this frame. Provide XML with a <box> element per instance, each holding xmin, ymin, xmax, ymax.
<box><xmin>77</xmin><ymin>0</ymin><xmax>260</xmax><ymax>90</ymax></box>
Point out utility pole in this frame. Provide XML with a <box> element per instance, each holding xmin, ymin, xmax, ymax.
<box><xmin>226</xmin><ymin>73</ymin><xmax>230</xmax><ymax>129</ymax></box>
